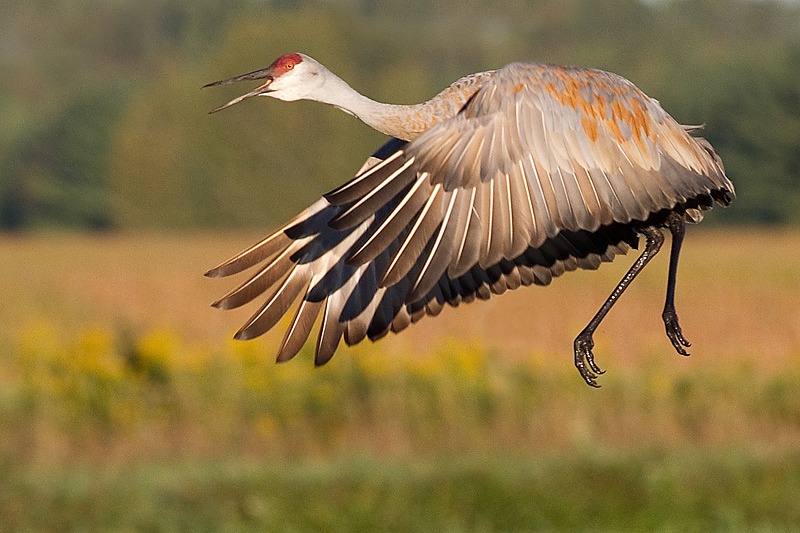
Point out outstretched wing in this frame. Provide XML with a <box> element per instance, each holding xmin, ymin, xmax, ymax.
<box><xmin>208</xmin><ymin>63</ymin><xmax>733</xmax><ymax>364</ymax></box>
<box><xmin>323</xmin><ymin>63</ymin><xmax>732</xmax><ymax>300</ymax></box>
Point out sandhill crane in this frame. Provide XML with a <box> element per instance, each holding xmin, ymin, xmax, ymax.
<box><xmin>204</xmin><ymin>53</ymin><xmax>734</xmax><ymax>387</ymax></box>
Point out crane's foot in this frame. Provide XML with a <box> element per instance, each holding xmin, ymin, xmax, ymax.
<box><xmin>574</xmin><ymin>330</ymin><xmax>605</xmax><ymax>388</ymax></box>
<box><xmin>662</xmin><ymin>306</ymin><xmax>691</xmax><ymax>356</ymax></box>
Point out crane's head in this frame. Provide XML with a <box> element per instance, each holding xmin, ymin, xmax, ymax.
<box><xmin>204</xmin><ymin>53</ymin><xmax>329</xmax><ymax>113</ymax></box>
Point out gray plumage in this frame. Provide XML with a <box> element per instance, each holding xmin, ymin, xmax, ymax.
<box><xmin>204</xmin><ymin>53</ymin><xmax>734</xmax><ymax>386</ymax></box>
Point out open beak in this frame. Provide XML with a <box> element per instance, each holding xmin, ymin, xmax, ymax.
<box><xmin>203</xmin><ymin>67</ymin><xmax>275</xmax><ymax>114</ymax></box>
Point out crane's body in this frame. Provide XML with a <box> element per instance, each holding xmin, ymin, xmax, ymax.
<box><xmin>204</xmin><ymin>53</ymin><xmax>734</xmax><ymax>386</ymax></box>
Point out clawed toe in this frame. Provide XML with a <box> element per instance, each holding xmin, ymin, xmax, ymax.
<box><xmin>663</xmin><ymin>309</ymin><xmax>691</xmax><ymax>356</ymax></box>
<box><xmin>574</xmin><ymin>333</ymin><xmax>603</xmax><ymax>388</ymax></box>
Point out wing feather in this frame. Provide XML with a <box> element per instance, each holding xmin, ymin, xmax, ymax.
<box><xmin>450</xmin><ymin>187</ymin><xmax>482</xmax><ymax>277</ymax></box>
<box><xmin>346</xmin><ymin>177</ymin><xmax>433</xmax><ymax>265</ymax></box>
<box><xmin>209</xmin><ymin>61</ymin><xmax>734</xmax><ymax>366</ymax></box>
<box><xmin>277</xmin><ymin>298</ymin><xmax>324</xmax><ymax>363</ymax></box>
<box><xmin>490</xmin><ymin>170</ymin><xmax>512</xmax><ymax>262</ymax></box>
<box><xmin>408</xmin><ymin>189</ymin><xmax>459</xmax><ymax>302</ymax></box>
<box><xmin>329</xmin><ymin>156</ymin><xmax>417</xmax><ymax>230</ymax></box>
<box><xmin>315</xmin><ymin>296</ymin><xmax>343</xmax><ymax>366</ymax></box>
<box><xmin>234</xmin><ymin>264</ymin><xmax>311</xmax><ymax>340</ymax></box>
<box><xmin>507</xmin><ymin>159</ymin><xmax>535</xmax><ymax>256</ymax></box>
<box><xmin>205</xmin><ymin>198</ymin><xmax>328</xmax><ymax>278</ymax></box>
<box><xmin>381</xmin><ymin>180</ymin><xmax>443</xmax><ymax>287</ymax></box>
<box><xmin>325</xmin><ymin>149</ymin><xmax>406</xmax><ymax>204</ymax></box>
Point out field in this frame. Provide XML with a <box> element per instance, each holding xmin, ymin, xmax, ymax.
<box><xmin>1</xmin><ymin>228</ymin><xmax>799</xmax><ymax>530</ymax></box>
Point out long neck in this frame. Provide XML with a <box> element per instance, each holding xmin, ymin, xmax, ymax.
<box><xmin>314</xmin><ymin>74</ymin><xmax>437</xmax><ymax>142</ymax></box>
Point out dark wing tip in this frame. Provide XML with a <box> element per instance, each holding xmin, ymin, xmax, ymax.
<box><xmin>233</xmin><ymin>328</ymin><xmax>256</xmax><ymax>341</ymax></box>
<box><xmin>205</xmin><ymin>263</ymin><xmax>241</xmax><ymax>278</ymax></box>
<box><xmin>211</xmin><ymin>298</ymin><xmax>231</xmax><ymax>310</ymax></box>
<box><xmin>314</xmin><ymin>353</ymin><xmax>334</xmax><ymax>367</ymax></box>
<box><xmin>275</xmin><ymin>349</ymin><xmax>297</xmax><ymax>364</ymax></box>
<box><xmin>205</xmin><ymin>267</ymin><xmax>224</xmax><ymax>278</ymax></box>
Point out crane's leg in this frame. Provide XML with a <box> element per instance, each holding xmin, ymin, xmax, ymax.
<box><xmin>574</xmin><ymin>226</ymin><xmax>665</xmax><ymax>387</ymax></box>
<box><xmin>662</xmin><ymin>211</ymin><xmax>691</xmax><ymax>355</ymax></box>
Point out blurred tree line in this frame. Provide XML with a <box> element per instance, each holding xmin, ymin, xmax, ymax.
<box><xmin>2</xmin><ymin>0</ymin><xmax>799</xmax><ymax>230</ymax></box>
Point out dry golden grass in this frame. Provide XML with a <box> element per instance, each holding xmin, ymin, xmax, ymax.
<box><xmin>1</xmin><ymin>228</ymin><xmax>799</xmax><ymax>474</ymax></box>
<box><xmin>2</xmin><ymin>227</ymin><xmax>797</xmax><ymax>377</ymax></box>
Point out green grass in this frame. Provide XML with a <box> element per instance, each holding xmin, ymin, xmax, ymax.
<box><xmin>4</xmin><ymin>451</ymin><xmax>800</xmax><ymax>532</ymax></box>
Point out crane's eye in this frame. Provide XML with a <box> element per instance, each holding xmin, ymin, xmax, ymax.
<box><xmin>285</xmin><ymin>62</ymin><xmax>294</xmax><ymax>70</ymax></box>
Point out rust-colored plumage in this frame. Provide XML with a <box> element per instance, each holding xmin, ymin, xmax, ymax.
<box><xmin>204</xmin><ymin>53</ymin><xmax>734</xmax><ymax>386</ymax></box>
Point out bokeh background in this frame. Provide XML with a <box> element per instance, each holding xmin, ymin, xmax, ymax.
<box><xmin>2</xmin><ymin>0</ymin><xmax>800</xmax><ymax>530</ymax></box>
